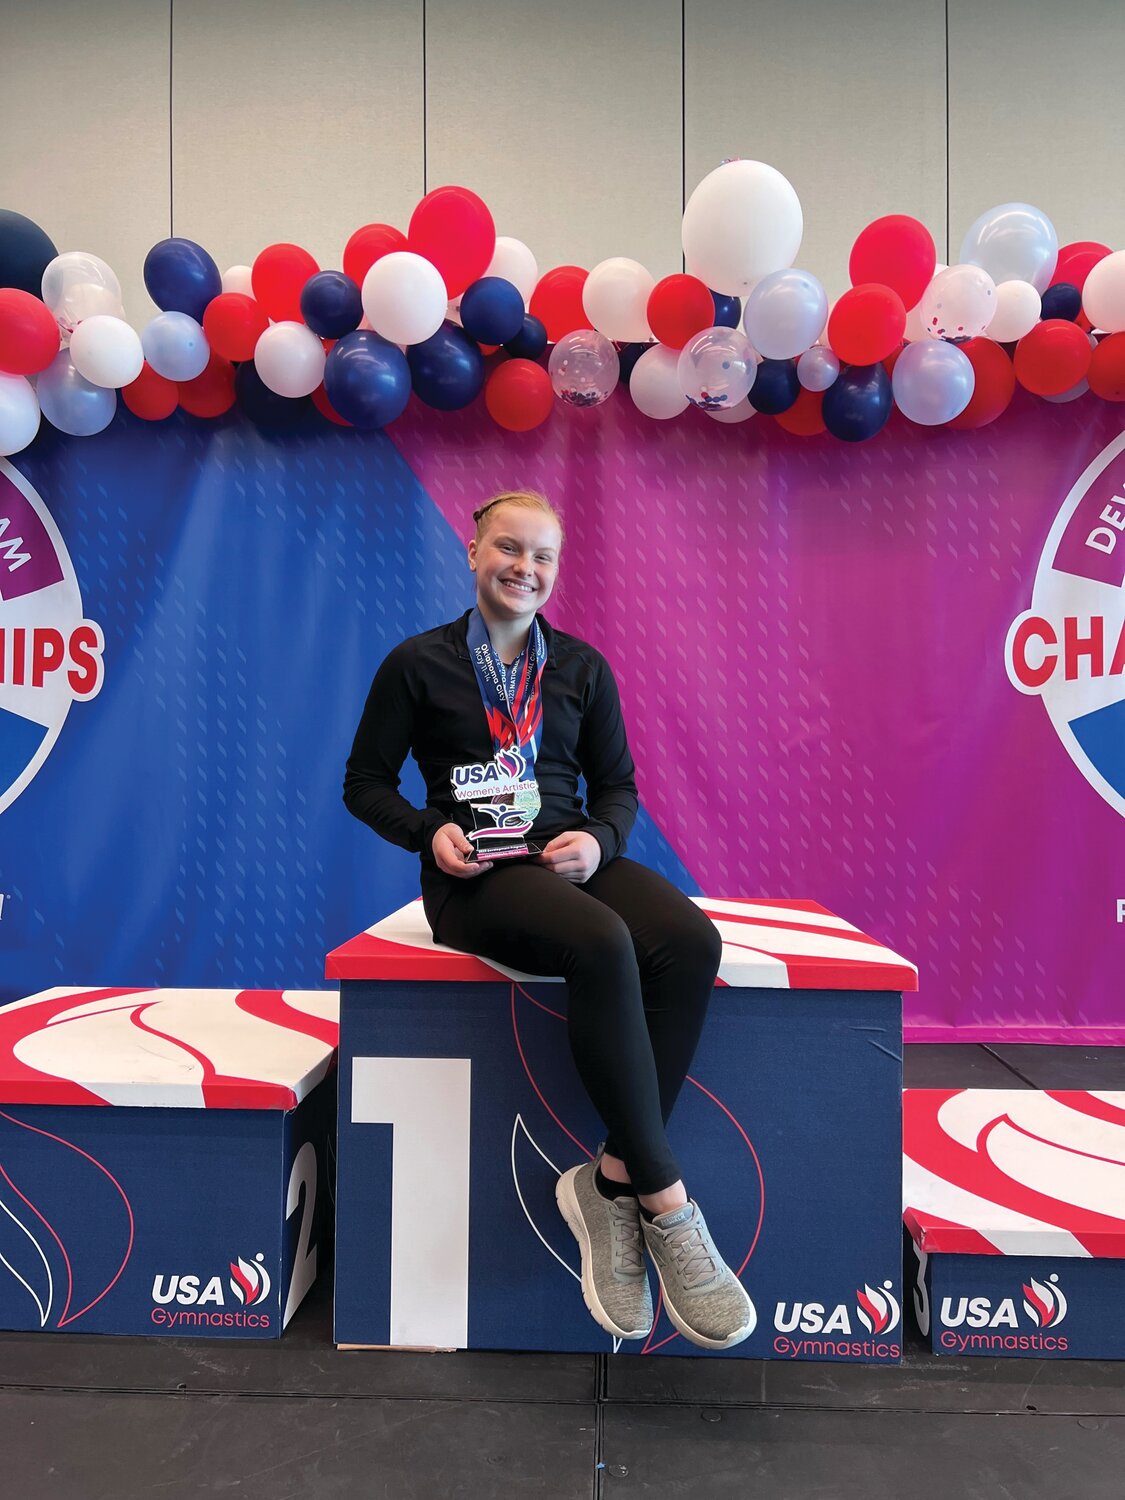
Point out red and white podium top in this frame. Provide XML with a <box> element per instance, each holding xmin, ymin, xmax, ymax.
<box><xmin>0</xmin><ymin>987</ymin><xmax>339</xmax><ymax>1110</ymax></box>
<box><xmin>903</xmin><ymin>1088</ymin><xmax>1125</xmax><ymax>1259</ymax></box>
<box><xmin>326</xmin><ymin>896</ymin><xmax>918</xmax><ymax>991</ymax></box>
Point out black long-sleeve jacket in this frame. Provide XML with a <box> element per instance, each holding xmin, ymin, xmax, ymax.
<box><xmin>343</xmin><ymin>611</ymin><xmax>639</xmax><ymax>896</ymax></box>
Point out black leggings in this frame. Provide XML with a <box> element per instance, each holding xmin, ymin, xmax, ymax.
<box><xmin>425</xmin><ymin>857</ymin><xmax>721</xmax><ymax>1194</ymax></box>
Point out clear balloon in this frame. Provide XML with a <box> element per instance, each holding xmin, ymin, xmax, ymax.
<box><xmin>985</xmin><ymin>280</ymin><xmax>1041</xmax><ymax>343</ymax></box>
<box><xmin>548</xmin><ymin>330</ymin><xmax>619</xmax><ymax>407</ymax></box>
<box><xmin>41</xmin><ymin>252</ymin><xmax>124</xmax><ymax>338</ymax></box>
<box><xmin>682</xmin><ymin>160</ymin><xmax>803</xmax><ymax>296</ymax></box>
<box><xmin>484</xmin><ymin>236</ymin><xmax>538</xmax><ymax>304</ymax></box>
<box><xmin>629</xmin><ymin>344</ymin><xmax>689</xmax><ymax>419</ymax></box>
<box><xmin>0</xmin><ymin>373</ymin><xmax>40</xmax><ymax>455</ymax></box>
<box><xmin>582</xmin><ymin>258</ymin><xmax>655</xmax><ymax>343</ymax></box>
<box><xmin>141</xmin><ymin>312</ymin><xmax>210</xmax><ymax>381</ymax></box>
<box><xmin>1082</xmin><ymin>250</ymin><xmax>1125</xmax><ymax>334</ymax></box>
<box><xmin>920</xmin><ymin>265</ymin><xmax>996</xmax><ymax>341</ymax></box>
<box><xmin>37</xmin><ymin>349</ymin><xmax>117</xmax><ymax>435</ymax></box>
<box><xmin>743</xmin><ymin>268</ymin><xmax>827</xmax><ymax>360</ymax></box>
<box><xmin>797</xmin><ymin>345</ymin><xmax>840</xmax><ymax>392</ymax></box>
<box><xmin>69</xmin><ymin>315</ymin><xmax>144</xmax><ymax>389</ymax></box>
<box><xmin>891</xmin><ymin>339</ymin><xmax>975</xmax><ymax>425</ymax></box>
<box><xmin>959</xmin><ymin>202</ymin><xmax>1058</xmax><ymax>293</ymax></box>
<box><xmin>254</xmin><ymin>321</ymin><xmax>326</xmax><ymax>398</ymax></box>
<box><xmin>677</xmin><ymin>326</ymin><xmax>756</xmax><ymax>412</ymax></box>
<box><xmin>362</xmin><ymin>251</ymin><xmax>448</xmax><ymax>345</ymax></box>
<box><xmin>903</xmin><ymin>265</ymin><xmax>946</xmax><ymax>341</ymax></box>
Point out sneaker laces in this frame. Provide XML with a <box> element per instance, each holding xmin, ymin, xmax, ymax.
<box><xmin>663</xmin><ymin>1217</ymin><xmax>719</xmax><ymax>1290</ymax></box>
<box><xmin>609</xmin><ymin>1201</ymin><xmax>645</xmax><ymax>1275</ymax></box>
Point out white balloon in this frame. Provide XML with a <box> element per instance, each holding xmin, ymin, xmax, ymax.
<box><xmin>742</xmin><ymin>268</ymin><xmax>827</xmax><ymax>360</ymax></box>
<box><xmin>920</xmin><ymin>264</ymin><xmax>996</xmax><ymax>340</ymax></box>
<box><xmin>222</xmin><ymin>264</ymin><xmax>254</xmax><ymax>296</ymax></box>
<box><xmin>582</xmin><ymin>257</ymin><xmax>654</xmax><ymax>342</ymax></box>
<box><xmin>682</xmin><ymin>159</ymin><xmax>803</xmax><ymax>296</ymax></box>
<box><xmin>986</xmin><ymin>280</ymin><xmax>1042</xmax><ymax>343</ymax></box>
<box><xmin>959</xmin><ymin>202</ymin><xmax>1058</xmax><ymax>292</ymax></box>
<box><xmin>708</xmin><ymin>396</ymin><xmax>756</xmax><ymax>424</ymax></box>
<box><xmin>1082</xmin><ymin>250</ymin><xmax>1125</xmax><ymax>334</ymax></box>
<box><xmin>142</xmin><ymin>312</ymin><xmax>210</xmax><ymax>381</ymax></box>
<box><xmin>903</xmin><ymin>264</ymin><xmax>947</xmax><ymax>341</ymax></box>
<box><xmin>254</xmin><ymin>321</ymin><xmax>326</xmax><ymax>398</ymax></box>
<box><xmin>41</xmin><ymin>252</ymin><xmax>124</xmax><ymax>337</ymax></box>
<box><xmin>629</xmin><ymin>344</ymin><xmax>688</xmax><ymax>419</ymax></box>
<box><xmin>362</xmin><ymin>252</ymin><xmax>447</xmax><ymax>345</ymax></box>
<box><xmin>485</xmin><ymin>237</ymin><xmax>538</xmax><ymax>304</ymax></box>
<box><xmin>69</xmin><ymin>315</ymin><xmax>144</xmax><ymax>388</ymax></box>
<box><xmin>0</xmin><ymin>374</ymin><xmax>41</xmax><ymax>455</ymax></box>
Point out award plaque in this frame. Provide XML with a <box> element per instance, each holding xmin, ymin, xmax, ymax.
<box><xmin>451</xmin><ymin>749</ymin><xmax>542</xmax><ymax>863</ymax></box>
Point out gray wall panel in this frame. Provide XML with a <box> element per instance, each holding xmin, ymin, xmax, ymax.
<box><xmin>0</xmin><ymin>0</ymin><xmax>171</xmax><ymax>321</ymax></box>
<box><xmin>425</xmin><ymin>0</ymin><xmax>683</xmax><ymax>280</ymax></box>
<box><xmin>949</xmin><ymin>0</ymin><xmax>1125</xmax><ymax>258</ymax></box>
<box><xmin>686</xmin><ymin>0</ymin><xmax>947</xmax><ymax>297</ymax></box>
<box><xmin>172</xmin><ymin>0</ymin><xmax>424</xmax><ymax>280</ymax></box>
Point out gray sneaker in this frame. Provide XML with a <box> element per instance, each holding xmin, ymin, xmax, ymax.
<box><xmin>556</xmin><ymin>1161</ymin><xmax>653</xmax><ymax>1339</ymax></box>
<box><xmin>641</xmin><ymin>1201</ymin><xmax>756</xmax><ymax>1350</ymax></box>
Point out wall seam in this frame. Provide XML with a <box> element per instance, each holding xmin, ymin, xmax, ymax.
<box><xmin>169</xmin><ymin>0</ymin><xmax>175</xmax><ymax>238</ymax></box>
<box><xmin>422</xmin><ymin>0</ymin><xmax>428</xmax><ymax>197</ymax></box>
<box><xmin>944</xmin><ymin>0</ymin><xmax>950</xmax><ymax>263</ymax></box>
<box><xmin>681</xmin><ymin>0</ymin><xmax>686</xmax><ymax>273</ymax></box>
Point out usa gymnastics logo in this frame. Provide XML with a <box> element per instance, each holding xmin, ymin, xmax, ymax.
<box><xmin>0</xmin><ymin>459</ymin><xmax>104</xmax><ymax>815</ymax></box>
<box><xmin>1004</xmin><ymin>431</ymin><xmax>1125</xmax><ymax>818</ymax></box>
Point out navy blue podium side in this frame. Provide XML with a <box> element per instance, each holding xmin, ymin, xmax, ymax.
<box><xmin>330</xmin><ymin>897</ymin><xmax>916</xmax><ymax>1362</ymax></box>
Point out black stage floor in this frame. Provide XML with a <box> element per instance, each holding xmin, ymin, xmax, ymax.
<box><xmin>4</xmin><ymin>1044</ymin><xmax>1123</xmax><ymax>1499</ymax></box>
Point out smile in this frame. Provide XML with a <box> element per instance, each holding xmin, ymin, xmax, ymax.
<box><xmin>501</xmin><ymin>580</ymin><xmax>535</xmax><ymax>593</ymax></box>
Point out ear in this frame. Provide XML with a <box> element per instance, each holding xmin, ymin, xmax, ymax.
<box><xmin>467</xmin><ymin>537</ymin><xmax>478</xmax><ymax>572</ymax></box>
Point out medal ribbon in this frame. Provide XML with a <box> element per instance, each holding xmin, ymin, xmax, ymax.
<box><xmin>466</xmin><ymin>607</ymin><xmax>546</xmax><ymax>764</ymax></box>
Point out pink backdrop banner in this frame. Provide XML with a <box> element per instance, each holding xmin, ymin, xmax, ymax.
<box><xmin>390</xmin><ymin>392</ymin><xmax>1125</xmax><ymax>1042</ymax></box>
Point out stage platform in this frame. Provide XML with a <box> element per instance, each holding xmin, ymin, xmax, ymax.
<box><xmin>0</xmin><ymin>1043</ymin><xmax>1122</xmax><ymax>1499</ymax></box>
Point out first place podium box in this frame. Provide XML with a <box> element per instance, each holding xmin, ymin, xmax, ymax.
<box><xmin>330</xmin><ymin>896</ymin><xmax>917</xmax><ymax>1362</ymax></box>
<box><xmin>0</xmin><ymin>986</ymin><xmax>339</xmax><ymax>1339</ymax></box>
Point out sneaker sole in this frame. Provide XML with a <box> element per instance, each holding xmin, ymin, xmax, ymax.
<box><xmin>555</xmin><ymin>1168</ymin><xmax>652</xmax><ymax>1341</ymax></box>
<box><xmin>648</xmin><ymin>1258</ymin><xmax>757</xmax><ymax>1351</ymax></box>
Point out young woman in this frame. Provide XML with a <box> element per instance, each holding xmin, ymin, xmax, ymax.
<box><xmin>344</xmin><ymin>489</ymin><xmax>753</xmax><ymax>1350</ymax></box>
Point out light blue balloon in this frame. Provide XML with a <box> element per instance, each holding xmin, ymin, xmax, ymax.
<box><xmin>37</xmin><ymin>350</ymin><xmax>117</xmax><ymax>436</ymax></box>
<box><xmin>959</xmin><ymin>202</ymin><xmax>1058</xmax><ymax>293</ymax></box>
<box><xmin>142</xmin><ymin>311</ymin><xmax>210</xmax><ymax>381</ymax></box>
<box><xmin>797</xmin><ymin>345</ymin><xmax>840</xmax><ymax>392</ymax></box>
<box><xmin>742</xmin><ymin>269</ymin><xmax>828</xmax><ymax>360</ymax></box>
<box><xmin>891</xmin><ymin>339</ymin><xmax>974</xmax><ymax>426</ymax></box>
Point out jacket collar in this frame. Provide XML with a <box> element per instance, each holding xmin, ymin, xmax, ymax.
<box><xmin>449</xmin><ymin>608</ymin><xmax>558</xmax><ymax>667</ymax></box>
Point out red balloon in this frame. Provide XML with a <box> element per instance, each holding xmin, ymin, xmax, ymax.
<box><xmin>646</xmin><ymin>274</ymin><xmax>714</xmax><ymax>349</ymax></box>
<box><xmin>1014</xmin><ymin>319</ymin><xmax>1092</xmax><ymax>396</ymax></box>
<box><xmin>122</xmin><ymin>362</ymin><xmax>178</xmax><ymax>421</ymax></box>
<box><xmin>408</xmin><ymin>186</ymin><xmax>495</xmax><ymax>298</ymax></box>
<box><xmin>312</xmin><ymin>383</ymin><xmax>353</xmax><ymax>426</ymax></box>
<box><xmin>828</xmin><ymin>284</ymin><xmax>906</xmax><ymax>365</ymax></box>
<box><xmin>251</xmin><ymin>243</ymin><xmax>320</xmax><ymax>323</ymax></box>
<box><xmin>849</xmin><ymin>216</ymin><xmax>936</xmax><ymax>310</ymax></box>
<box><xmin>1088</xmin><ymin>333</ymin><xmax>1125</xmax><ymax>402</ymax></box>
<box><xmin>529</xmin><ymin>266</ymin><xmax>589</xmax><ymax>344</ymax></box>
<box><xmin>343</xmin><ymin>223</ymin><xmax>408</xmax><ymax>287</ymax></box>
<box><xmin>1050</xmin><ymin>241</ymin><xmax>1111</xmax><ymax>292</ymax></box>
<box><xmin>774</xmin><ymin>387</ymin><xmax>825</xmax><ymax>436</ymax></box>
<box><xmin>0</xmin><ymin>288</ymin><xmax>59</xmax><ymax>374</ymax></box>
<box><xmin>947</xmin><ymin>339</ymin><xmax>1016</xmax><ymax>429</ymax></box>
<box><xmin>485</xmin><ymin>359</ymin><xmax>554</xmax><ymax>432</ymax></box>
<box><xmin>178</xmin><ymin>352</ymin><xmax>236</xmax><ymax>418</ymax></box>
<box><xmin>202</xmin><ymin>292</ymin><xmax>270</xmax><ymax>362</ymax></box>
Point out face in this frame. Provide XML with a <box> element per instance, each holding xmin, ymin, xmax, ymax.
<box><xmin>468</xmin><ymin>506</ymin><xmax>562</xmax><ymax>624</ymax></box>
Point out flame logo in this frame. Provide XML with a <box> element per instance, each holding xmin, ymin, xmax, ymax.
<box><xmin>495</xmin><ymin>748</ymin><xmax>524</xmax><ymax>779</ymax></box>
<box><xmin>856</xmin><ymin>1281</ymin><xmax>900</xmax><ymax>1335</ymax></box>
<box><xmin>229</xmin><ymin>1254</ymin><xmax>272</xmax><ymax>1307</ymax></box>
<box><xmin>1022</xmin><ymin>1275</ymin><xmax>1067</xmax><ymax>1328</ymax></box>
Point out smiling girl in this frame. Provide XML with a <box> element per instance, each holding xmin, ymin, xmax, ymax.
<box><xmin>344</xmin><ymin>489</ymin><xmax>754</xmax><ymax>1350</ymax></box>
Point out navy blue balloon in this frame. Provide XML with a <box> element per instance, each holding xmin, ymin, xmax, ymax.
<box><xmin>300</xmin><ymin>270</ymin><xmax>362</xmax><ymax>339</ymax></box>
<box><xmin>748</xmin><ymin>358</ymin><xmax>800</xmax><ymax>415</ymax></box>
<box><xmin>711</xmin><ymin>290</ymin><xmax>741</xmax><ymax>329</ymax></box>
<box><xmin>0</xmin><ymin>209</ymin><xmax>58</xmax><ymax>295</ymax></box>
<box><xmin>616</xmin><ymin>341</ymin><xmax>652</xmax><ymax>383</ymax></box>
<box><xmin>503</xmin><ymin>314</ymin><xmax>548</xmax><ymax>361</ymax></box>
<box><xmin>235</xmin><ymin>362</ymin><xmax>311</xmax><ymax>428</ymax></box>
<box><xmin>143</xmin><ymin>237</ymin><xmax>222</xmax><ymax>322</ymax></box>
<box><xmin>1040</xmin><ymin>282</ymin><xmax>1082</xmax><ymax>322</ymax></box>
<box><xmin>408</xmin><ymin>322</ymin><xmax>486</xmax><ymax>411</ymax></box>
<box><xmin>324</xmin><ymin>331</ymin><xmax>411</xmax><ymax>429</ymax></box>
<box><xmin>822</xmin><ymin>363</ymin><xmax>893</xmax><ymax>442</ymax></box>
<box><xmin>459</xmin><ymin>277</ymin><xmax>525</xmax><ymax>345</ymax></box>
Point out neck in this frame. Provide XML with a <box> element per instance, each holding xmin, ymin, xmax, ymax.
<box><xmin>475</xmin><ymin>600</ymin><xmax>532</xmax><ymax>664</ymax></box>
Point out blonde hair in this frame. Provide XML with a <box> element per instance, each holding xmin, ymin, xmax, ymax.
<box><xmin>472</xmin><ymin>489</ymin><xmax>565</xmax><ymax>547</ymax></box>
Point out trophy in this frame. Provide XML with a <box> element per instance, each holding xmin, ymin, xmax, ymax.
<box><xmin>451</xmin><ymin>747</ymin><xmax>542</xmax><ymax>863</ymax></box>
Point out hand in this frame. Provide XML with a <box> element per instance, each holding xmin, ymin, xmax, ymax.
<box><xmin>432</xmin><ymin>823</ymin><xmax>492</xmax><ymax>879</ymax></box>
<box><xmin>535</xmin><ymin>830</ymin><xmax>602</xmax><ymax>884</ymax></box>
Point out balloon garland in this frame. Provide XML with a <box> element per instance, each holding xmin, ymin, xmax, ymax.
<box><xmin>1</xmin><ymin>166</ymin><xmax>1124</xmax><ymax>457</ymax></box>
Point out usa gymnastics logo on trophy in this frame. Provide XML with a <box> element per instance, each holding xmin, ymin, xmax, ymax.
<box><xmin>1004</xmin><ymin>431</ymin><xmax>1125</xmax><ymax>818</ymax></box>
<box><xmin>0</xmin><ymin>459</ymin><xmax>104</xmax><ymax>815</ymax></box>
